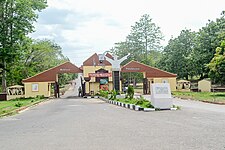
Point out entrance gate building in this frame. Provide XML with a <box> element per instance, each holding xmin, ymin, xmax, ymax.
<box><xmin>121</xmin><ymin>61</ymin><xmax>177</xmax><ymax>94</ymax></box>
<box><xmin>22</xmin><ymin>62</ymin><xmax>82</xmax><ymax>98</ymax></box>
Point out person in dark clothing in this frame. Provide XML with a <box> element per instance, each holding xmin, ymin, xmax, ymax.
<box><xmin>78</xmin><ymin>86</ymin><xmax>82</xmax><ymax>97</ymax></box>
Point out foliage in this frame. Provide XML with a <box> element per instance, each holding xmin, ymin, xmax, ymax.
<box><xmin>109</xmin><ymin>90</ymin><xmax>117</xmax><ymax>100</ymax></box>
<box><xmin>157</xmin><ymin>29</ymin><xmax>198</xmax><ymax>80</ymax></box>
<box><xmin>135</xmin><ymin>96</ymin><xmax>154</xmax><ymax>108</ymax></box>
<box><xmin>115</xmin><ymin>96</ymin><xmax>154</xmax><ymax>108</ymax></box>
<box><xmin>0</xmin><ymin>0</ymin><xmax>47</xmax><ymax>92</ymax></box>
<box><xmin>15</xmin><ymin>102</ymin><xmax>23</xmax><ymax>107</ymax></box>
<box><xmin>58</xmin><ymin>73</ymin><xmax>76</xmax><ymax>86</ymax></box>
<box><xmin>6</xmin><ymin>39</ymin><xmax>69</xmax><ymax>86</ymax></box>
<box><xmin>195</xmin><ymin>13</ymin><xmax>225</xmax><ymax>78</ymax></box>
<box><xmin>0</xmin><ymin>96</ymin><xmax>46</xmax><ymax>117</ymax></box>
<box><xmin>99</xmin><ymin>90</ymin><xmax>109</xmax><ymax>98</ymax></box>
<box><xmin>36</xmin><ymin>95</ymin><xmax>45</xmax><ymax>99</ymax></box>
<box><xmin>111</xmin><ymin>14</ymin><xmax>163</xmax><ymax>66</ymax></box>
<box><xmin>207</xmin><ymin>40</ymin><xmax>225</xmax><ymax>84</ymax></box>
<box><xmin>126</xmin><ymin>85</ymin><xmax>134</xmax><ymax>99</ymax></box>
<box><xmin>157</xmin><ymin>12</ymin><xmax>225</xmax><ymax>81</ymax></box>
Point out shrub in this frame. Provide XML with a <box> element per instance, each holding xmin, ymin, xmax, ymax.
<box><xmin>109</xmin><ymin>90</ymin><xmax>117</xmax><ymax>100</ymax></box>
<box><xmin>15</xmin><ymin>102</ymin><xmax>23</xmax><ymax>107</ymax></box>
<box><xmin>36</xmin><ymin>95</ymin><xmax>45</xmax><ymax>99</ymax></box>
<box><xmin>99</xmin><ymin>90</ymin><xmax>109</xmax><ymax>98</ymax></box>
<box><xmin>135</xmin><ymin>96</ymin><xmax>154</xmax><ymax>108</ymax></box>
<box><xmin>127</xmin><ymin>85</ymin><xmax>134</xmax><ymax>99</ymax></box>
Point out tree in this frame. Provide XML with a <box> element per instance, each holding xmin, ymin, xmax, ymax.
<box><xmin>157</xmin><ymin>29</ymin><xmax>198</xmax><ymax>80</ymax></box>
<box><xmin>7</xmin><ymin>39</ymin><xmax>69</xmax><ymax>85</ymax></box>
<box><xmin>195</xmin><ymin>12</ymin><xmax>225</xmax><ymax>78</ymax></box>
<box><xmin>110</xmin><ymin>14</ymin><xmax>163</xmax><ymax>85</ymax></box>
<box><xmin>111</xmin><ymin>14</ymin><xmax>163</xmax><ymax>65</ymax></box>
<box><xmin>207</xmin><ymin>41</ymin><xmax>225</xmax><ymax>85</ymax></box>
<box><xmin>0</xmin><ymin>0</ymin><xmax>47</xmax><ymax>92</ymax></box>
<box><xmin>127</xmin><ymin>14</ymin><xmax>163</xmax><ymax>64</ymax></box>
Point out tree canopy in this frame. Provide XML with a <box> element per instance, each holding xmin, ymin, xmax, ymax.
<box><xmin>111</xmin><ymin>14</ymin><xmax>163</xmax><ymax>66</ymax></box>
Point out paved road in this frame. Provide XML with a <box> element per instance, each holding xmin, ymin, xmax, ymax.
<box><xmin>0</xmin><ymin>94</ymin><xmax>225</xmax><ymax>150</ymax></box>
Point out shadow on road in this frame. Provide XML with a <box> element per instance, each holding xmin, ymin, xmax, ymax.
<box><xmin>61</xmin><ymin>96</ymin><xmax>84</xmax><ymax>99</ymax></box>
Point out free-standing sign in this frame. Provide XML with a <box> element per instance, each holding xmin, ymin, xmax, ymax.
<box><xmin>150</xmin><ymin>83</ymin><xmax>172</xmax><ymax>109</ymax></box>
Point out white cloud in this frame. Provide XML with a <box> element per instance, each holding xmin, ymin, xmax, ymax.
<box><xmin>31</xmin><ymin>0</ymin><xmax>225</xmax><ymax>66</ymax></box>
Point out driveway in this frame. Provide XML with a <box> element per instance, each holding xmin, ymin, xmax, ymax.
<box><xmin>0</xmin><ymin>95</ymin><xmax>225</xmax><ymax>150</ymax></box>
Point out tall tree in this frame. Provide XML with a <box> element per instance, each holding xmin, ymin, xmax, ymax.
<box><xmin>207</xmin><ymin>40</ymin><xmax>225</xmax><ymax>84</ymax></box>
<box><xmin>7</xmin><ymin>39</ymin><xmax>69</xmax><ymax>85</ymax></box>
<box><xmin>195</xmin><ymin>12</ymin><xmax>225</xmax><ymax>78</ymax></box>
<box><xmin>127</xmin><ymin>14</ymin><xmax>163</xmax><ymax>64</ymax></box>
<box><xmin>111</xmin><ymin>14</ymin><xmax>163</xmax><ymax>66</ymax></box>
<box><xmin>0</xmin><ymin>0</ymin><xmax>47</xmax><ymax>92</ymax></box>
<box><xmin>158</xmin><ymin>29</ymin><xmax>198</xmax><ymax>80</ymax></box>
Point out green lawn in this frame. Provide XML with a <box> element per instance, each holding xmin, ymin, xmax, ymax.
<box><xmin>172</xmin><ymin>91</ymin><xmax>225</xmax><ymax>104</ymax></box>
<box><xmin>0</xmin><ymin>97</ymin><xmax>46</xmax><ymax>117</ymax></box>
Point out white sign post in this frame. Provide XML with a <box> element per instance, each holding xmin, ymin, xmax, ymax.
<box><xmin>150</xmin><ymin>83</ymin><xmax>173</xmax><ymax>109</ymax></box>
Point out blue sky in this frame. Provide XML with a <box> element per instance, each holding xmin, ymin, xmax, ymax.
<box><xmin>30</xmin><ymin>0</ymin><xmax>225</xmax><ymax>66</ymax></box>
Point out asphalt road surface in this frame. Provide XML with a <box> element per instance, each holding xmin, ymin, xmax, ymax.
<box><xmin>0</xmin><ymin>92</ymin><xmax>225</xmax><ymax>150</ymax></box>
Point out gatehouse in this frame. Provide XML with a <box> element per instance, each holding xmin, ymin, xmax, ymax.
<box><xmin>21</xmin><ymin>52</ymin><xmax>177</xmax><ymax>98</ymax></box>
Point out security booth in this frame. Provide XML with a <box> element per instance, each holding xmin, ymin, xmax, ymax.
<box><xmin>22</xmin><ymin>62</ymin><xmax>82</xmax><ymax>98</ymax></box>
<box><xmin>121</xmin><ymin>61</ymin><xmax>177</xmax><ymax>94</ymax></box>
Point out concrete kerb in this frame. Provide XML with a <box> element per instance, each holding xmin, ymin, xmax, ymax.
<box><xmin>98</xmin><ymin>96</ymin><xmax>147</xmax><ymax>112</ymax></box>
<box><xmin>83</xmin><ymin>96</ymin><xmax>99</xmax><ymax>99</ymax></box>
<box><xmin>98</xmin><ymin>96</ymin><xmax>180</xmax><ymax>112</ymax></box>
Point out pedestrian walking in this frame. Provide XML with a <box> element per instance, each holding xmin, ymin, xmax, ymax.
<box><xmin>78</xmin><ymin>86</ymin><xmax>82</xmax><ymax>97</ymax></box>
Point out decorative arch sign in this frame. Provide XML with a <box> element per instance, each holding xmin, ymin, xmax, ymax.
<box><xmin>88</xmin><ymin>73</ymin><xmax>112</xmax><ymax>77</ymax></box>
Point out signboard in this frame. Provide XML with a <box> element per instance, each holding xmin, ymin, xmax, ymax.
<box><xmin>59</xmin><ymin>68</ymin><xmax>71</xmax><ymax>72</ymax></box>
<box><xmin>88</xmin><ymin>73</ymin><xmax>112</xmax><ymax>77</ymax></box>
<box><xmin>150</xmin><ymin>83</ymin><xmax>172</xmax><ymax>109</ymax></box>
<box><xmin>100</xmin><ymin>79</ymin><xmax>108</xmax><ymax>84</ymax></box>
<box><xmin>32</xmin><ymin>83</ymin><xmax>39</xmax><ymax>92</ymax></box>
<box><xmin>125</xmin><ymin>67</ymin><xmax>140</xmax><ymax>71</ymax></box>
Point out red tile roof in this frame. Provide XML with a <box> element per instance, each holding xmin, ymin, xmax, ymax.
<box><xmin>121</xmin><ymin>61</ymin><xmax>177</xmax><ymax>78</ymax></box>
<box><xmin>23</xmin><ymin>61</ymin><xmax>83</xmax><ymax>82</ymax></box>
<box><xmin>83</xmin><ymin>53</ymin><xmax>113</xmax><ymax>66</ymax></box>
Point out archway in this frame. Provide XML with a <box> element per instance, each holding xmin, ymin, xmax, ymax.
<box><xmin>121</xmin><ymin>61</ymin><xmax>177</xmax><ymax>94</ymax></box>
<box><xmin>22</xmin><ymin>61</ymin><xmax>83</xmax><ymax>98</ymax></box>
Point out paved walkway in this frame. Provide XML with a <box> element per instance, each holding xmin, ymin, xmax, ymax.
<box><xmin>61</xmin><ymin>78</ymin><xmax>80</xmax><ymax>98</ymax></box>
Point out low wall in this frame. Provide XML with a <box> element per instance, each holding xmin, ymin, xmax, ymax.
<box><xmin>7</xmin><ymin>95</ymin><xmax>25</xmax><ymax>100</ymax></box>
<box><xmin>0</xmin><ymin>93</ymin><xmax>7</xmax><ymax>101</ymax></box>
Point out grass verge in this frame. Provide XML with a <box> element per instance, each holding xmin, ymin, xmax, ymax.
<box><xmin>0</xmin><ymin>97</ymin><xmax>47</xmax><ymax>117</ymax></box>
<box><xmin>172</xmin><ymin>91</ymin><xmax>225</xmax><ymax>104</ymax></box>
<box><xmin>115</xmin><ymin>97</ymin><xmax>154</xmax><ymax>108</ymax></box>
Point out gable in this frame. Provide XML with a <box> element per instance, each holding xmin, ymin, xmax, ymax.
<box><xmin>83</xmin><ymin>53</ymin><xmax>113</xmax><ymax>66</ymax></box>
<box><xmin>23</xmin><ymin>62</ymin><xmax>83</xmax><ymax>82</ymax></box>
<box><xmin>121</xmin><ymin>61</ymin><xmax>177</xmax><ymax>78</ymax></box>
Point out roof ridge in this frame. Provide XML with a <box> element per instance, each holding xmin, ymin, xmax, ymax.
<box><xmin>130</xmin><ymin>60</ymin><xmax>177</xmax><ymax>76</ymax></box>
<box><xmin>22</xmin><ymin>61</ymin><xmax>79</xmax><ymax>82</ymax></box>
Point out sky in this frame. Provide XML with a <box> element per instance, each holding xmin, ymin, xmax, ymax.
<box><xmin>30</xmin><ymin>0</ymin><xmax>225</xmax><ymax>66</ymax></box>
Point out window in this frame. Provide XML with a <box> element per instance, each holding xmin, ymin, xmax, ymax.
<box><xmin>32</xmin><ymin>83</ymin><xmax>39</xmax><ymax>92</ymax></box>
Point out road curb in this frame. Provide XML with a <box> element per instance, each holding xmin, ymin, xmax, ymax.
<box><xmin>98</xmin><ymin>96</ymin><xmax>154</xmax><ymax>112</ymax></box>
